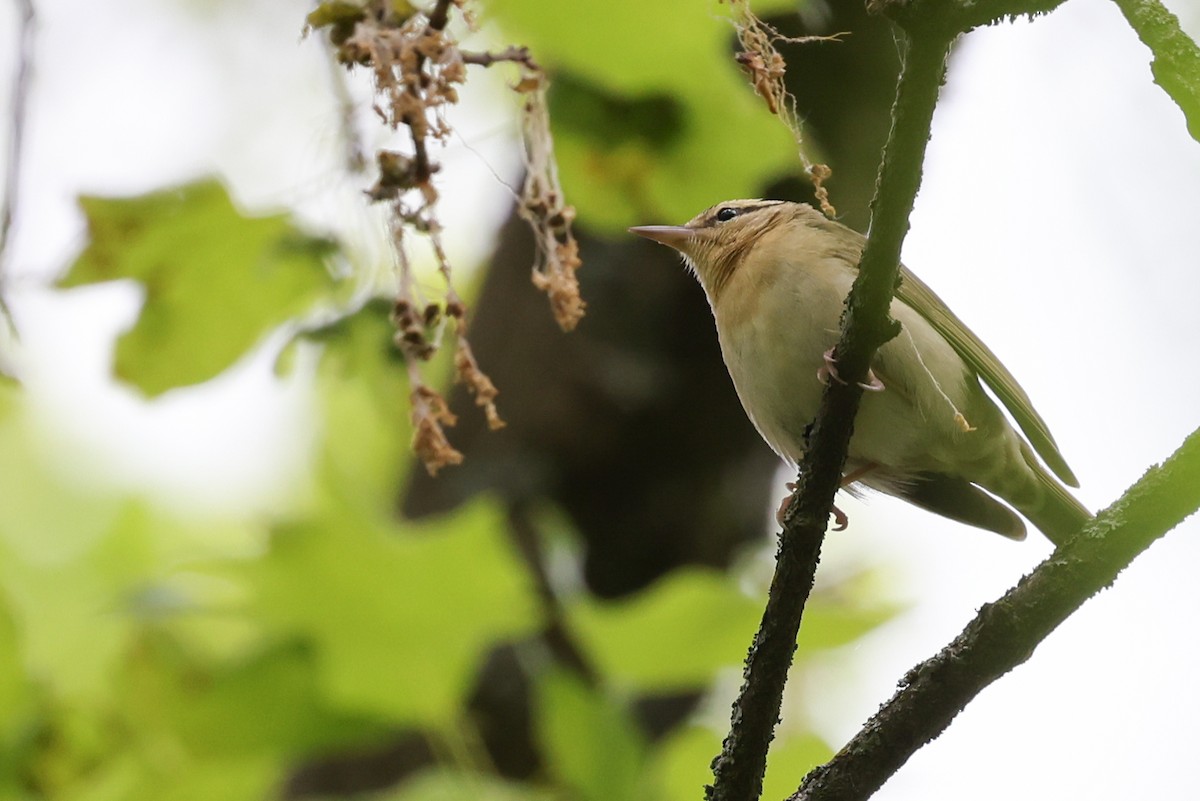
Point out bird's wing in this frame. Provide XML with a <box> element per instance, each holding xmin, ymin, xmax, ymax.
<box><xmin>894</xmin><ymin>266</ymin><xmax>1080</xmax><ymax>487</ymax></box>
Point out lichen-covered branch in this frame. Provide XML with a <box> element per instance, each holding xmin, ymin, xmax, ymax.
<box><xmin>1111</xmin><ymin>0</ymin><xmax>1200</xmax><ymax>142</ymax></box>
<box><xmin>705</xmin><ymin>23</ymin><xmax>955</xmax><ymax>801</ymax></box>
<box><xmin>710</xmin><ymin>0</ymin><xmax>1195</xmax><ymax>797</ymax></box>
<box><xmin>792</xmin><ymin>426</ymin><xmax>1200</xmax><ymax>801</ymax></box>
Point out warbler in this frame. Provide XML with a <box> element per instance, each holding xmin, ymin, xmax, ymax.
<box><xmin>631</xmin><ymin>199</ymin><xmax>1090</xmax><ymax>544</ymax></box>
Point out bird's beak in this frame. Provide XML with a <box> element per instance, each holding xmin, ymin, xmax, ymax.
<box><xmin>628</xmin><ymin>225</ymin><xmax>692</xmax><ymax>252</ymax></box>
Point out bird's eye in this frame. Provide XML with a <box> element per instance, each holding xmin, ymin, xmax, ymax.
<box><xmin>715</xmin><ymin>207</ymin><xmax>739</xmax><ymax>222</ymax></box>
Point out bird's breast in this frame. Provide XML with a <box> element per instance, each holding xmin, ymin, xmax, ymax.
<box><xmin>711</xmin><ymin>258</ymin><xmax>851</xmax><ymax>465</ymax></box>
<box><xmin>709</xmin><ymin>253</ymin><xmax>978</xmax><ymax>478</ymax></box>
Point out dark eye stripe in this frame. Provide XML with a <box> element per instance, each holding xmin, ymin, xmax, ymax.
<box><xmin>707</xmin><ymin>201</ymin><xmax>784</xmax><ymax>227</ymax></box>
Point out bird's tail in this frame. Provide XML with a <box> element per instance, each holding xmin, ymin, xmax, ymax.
<box><xmin>1016</xmin><ymin>445</ymin><xmax>1093</xmax><ymax>547</ymax></box>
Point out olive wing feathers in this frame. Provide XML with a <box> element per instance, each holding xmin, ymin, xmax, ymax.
<box><xmin>894</xmin><ymin>266</ymin><xmax>1080</xmax><ymax>487</ymax></box>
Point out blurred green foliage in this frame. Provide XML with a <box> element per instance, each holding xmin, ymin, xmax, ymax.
<box><xmin>0</xmin><ymin>0</ymin><xmax>894</xmax><ymax>796</ymax></box>
<box><xmin>485</xmin><ymin>0</ymin><xmax>803</xmax><ymax>229</ymax></box>
<box><xmin>0</xmin><ymin>177</ymin><xmax>894</xmax><ymax>798</ymax></box>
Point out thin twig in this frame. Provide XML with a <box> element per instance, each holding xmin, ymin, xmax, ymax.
<box><xmin>408</xmin><ymin>0</ymin><xmax>457</xmax><ymax>184</ymax></box>
<box><xmin>461</xmin><ymin>46</ymin><xmax>538</xmax><ymax>69</ymax></box>
<box><xmin>0</xmin><ymin>0</ymin><xmax>36</xmax><ymax>339</ymax></box>
<box><xmin>793</xmin><ymin>426</ymin><xmax>1200</xmax><ymax>801</ymax></box>
<box><xmin>506</xmin><ymin>502</ymin><xmax>597</xmax><ymax>683</ymax></box>
<box><xmin>426</xmin><ymin>0</ymin><xmax>455</xmax><ymax>33</ymax></box>
<box><xmin>705</xmin><ymin>26</ymin><xmax>954</xmax><ymax>801</ymax></box>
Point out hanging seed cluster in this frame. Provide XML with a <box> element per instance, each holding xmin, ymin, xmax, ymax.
<box><xmin>308</xmin><ymin>0</ymin><xmax>583</xmax><ymax>475</ymax></box>
<box><xmin>727</xmin><ymin>0</ymin><xmax>842</xmax><ymax>218</ymax></box>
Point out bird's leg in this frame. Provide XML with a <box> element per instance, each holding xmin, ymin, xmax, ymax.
<box><xmin>775</xmin><ymin>481</ymin><xmax>850</xmax><ymax>531</ymax></box>
<box><xmin>776</xmin><ymin>482</ymin><xmax>799</xmax><ymax>527</ymax></box>
<box><xmin>817</xmin><ymin>347</ymin><xmax>885</xmax><ymax>392</ymax></box>
<box><xmin>775</xmin><ymin>463</ymin><xmax>878</xmax><ymax>530</ymax></box>
<box><xmin>828</xmin><ymin>503</ymin><xmax>849</xmax><ymax>531</ymax></box>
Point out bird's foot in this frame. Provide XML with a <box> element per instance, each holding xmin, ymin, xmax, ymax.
<box><xmin>858</xmin><ymin>371</ymin><xmax>885</xmax><ymax>392</ymax></box>
<box><xmin>816</xmin><ymin>349</ymin><xmax>842</xmax><ymax>385</ymax></box>
<box><xmin>817</xmin><ymin>347</ymin><xmax>885</xmax><ymax>392</ymax></box>
<box><xmin>830</xmin><ymin>504</ymin><xmax>849</xmax><ymax>531</ymax></box>
<box><xmin>776</xmin><ymin>481</ymin><xmax>849</xmax><ymax>531</ymax></box>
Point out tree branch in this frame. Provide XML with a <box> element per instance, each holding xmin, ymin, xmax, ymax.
<box><xmin>871</xmin><ymin>0</ymin><xmax>1067</xmax><ymax>31</ymax></box>
<box><xmin>705</xmin><ymin>24</ymin><xmax>955</xmax><ymax>801</ymax></box>
<box><xmin>706</xmin><ymin>0</ymin><xmax>1190</xmax><ymax>796</ymax></box>
<box><xmin>0</xmin><ymin>0</ymin><xmax>35</xmax><ymax>341</ymax></box>
<box><xmin>461</xmin><ymin>46</ymin><xmax>539</xmax><ymax>69</ymax></box>
<box><xmin>1110</xmin><ymin>0</ymin><xmax>1200</xmax><ymax>142</ymax></box>
<box><xmin>793</xmin><ymin>425</ymin><xmax>1200</xmax><ymax>801</ymax></box>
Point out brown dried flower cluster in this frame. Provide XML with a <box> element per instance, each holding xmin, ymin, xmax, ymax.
<box><xmin>307</xmin><ymin>0</ymin><xmax>582</xmax><ymax>475</ymax></box>
<box><xmin>727</xmin><ymin>0</ymin><xmax>843</xmax><ymax>219</ymax></box>
<box><xmin>517</xmin><ymin>75</ymin><xmax>585</xmax><ymax>332</ymax></box>
<box><xmin>409</xmin><ymin>382</ymin><xmax>462</xmax><ymax>475</ymax></box>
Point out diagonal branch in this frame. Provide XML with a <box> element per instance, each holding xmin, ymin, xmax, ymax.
<box><xmin>793</xmin><ymin>425</ymin><xmax>1200</xmax><ymax>801</ymax></box>
<box><xmin>705</xmin><ymin>24</ymin><xmax>956</xmax><ymax>801</ymax></box>
<box><xmin>1110</xmin><ymin>0</ymin><xmax>1200</xmax><ymax>142</ymax></box>
<box><xmin>707</xmin><ymin>0</ymin><xmax>1186</xmax><ymax>798</ymax></box>
<box><xmin>0</xmin><ymin>0</ymin><xmax>35</xmax><ymax>341</ymax></box>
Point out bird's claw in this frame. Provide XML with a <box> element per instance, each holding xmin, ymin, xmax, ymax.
<box><xmin>816</xmin><ymin>348</ymin><xmax>844</xmax><ymax>386</ymax></box>
<box><xmin>817</xmin><ymin>347</ymin><xmax>884</xmax><ymax>392</ymax></box>
<box><xmin>776</xmin><ymin>481</ymin><xmax>850</xmax><ymax>531</ymax></box>
<box><xmin>830</xmin><ymin>505</ymin><xmax>849</xmax><ymax>531</ymax></box>
<box><xmin>858</xmin><ymin>372</ymin><xmax>885</xmax><ymax>392</ymax></box>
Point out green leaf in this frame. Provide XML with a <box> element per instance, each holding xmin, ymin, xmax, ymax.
<box><xmin>568</xmin><ymin>567</ymin><xmax>900</xmax><ymax>692</ymax></box>
<box><xmin>796</xmin><ymin>570</ymin><xmax>904</xmax><ymax>652</ymax></box>
<box><xmin>651</xmin><ymin>726</ymin><xmax>722</xmax><ymax>801</ymax></box>
<box><xmin>488</xmin><ymin>0</ymin><xmax>802</xmax><ymax>230</ymax></box>
<box><xmin>535</xmin><ymin>670</ymin><xmax>648</xmax><ymax>801</ymax></box>
<box><xmin>383</xmin><ymin>769</ymin><xmax>558</xmax><ymax>801</ymax></box>
<box><xmin>567</xmin><ymin>568</ymin><xmax>761</xmax><ymax>691</ymax></box>
<box><xmin>0</xmin><ymin>424</ymin><xmax>151</xmax><ymax>703</ymax></box>
<box><xmin>59</xmin><ymin>180</ymin><xmax>341</xmax><ymax>396</ymax></box>
<box><xmin>119</xmin><ymin>635</ymin><xmax>381</xmax><ymax>757</ymax></box>
<box><xmin>651</xmin><ymin>725</ymin><xmax>831</xmax><ymax>801</ymax></box>
<box><xmin>306</xmin><ymin>0</ymin><xmax>368</xmax><ymax>30</ymax></box>
<box><xmin>301</xmin><ymin>299</ymin><xmax>417</xmax><ymax>516</ymax></box>
<box><xmin>244</xmin><ymin>500</ymin><xmax>539</xmax><ymax>728</ymax></box>
<box><xmin>761</xmin><ymin>732</ymin><xmax>832</xmax><ymax>801</ymax></box>
<box><xmin>0</xmin><ymin>597</ymin><xmax>39</xmax><ymax>788</ymax></box>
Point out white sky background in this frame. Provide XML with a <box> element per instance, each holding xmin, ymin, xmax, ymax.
<box><xmin>805</xmin><ymin>3</ymin><xmax>1200</xmax><ymax>800</ymax></box>
<box><xmin>2</xmin><ymin>0</ymin><xmax>1199</xmax><ymax>799</ymax></box>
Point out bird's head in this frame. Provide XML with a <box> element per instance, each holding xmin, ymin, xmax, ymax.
<box><xmin>630</xmin><ymin>199</ymin><xmax>809</xmax><ymax>301</ymax></box>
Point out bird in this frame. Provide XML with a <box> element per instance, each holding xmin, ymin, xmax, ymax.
<box><xmin>630</xmin><ymin>199</ymin><xmax>1090</xmax><ymax>545</ymax></box>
